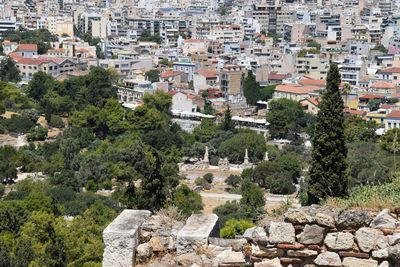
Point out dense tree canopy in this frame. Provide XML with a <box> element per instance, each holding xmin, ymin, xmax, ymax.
<box><xmin>243</xmin><ymin>71</ymin><xmax>262</xmax><ymax>105</ymax></box>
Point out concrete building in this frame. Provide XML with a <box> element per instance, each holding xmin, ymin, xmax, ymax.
<box><xmin>219</xmin><ymin>65</ymin><xmax>245</xmax><ymax>105</ymax></box>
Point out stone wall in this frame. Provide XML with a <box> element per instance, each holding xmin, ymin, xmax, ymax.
<box><xmin>103</xmin><ymin>206</ymin><xmax>400</xmax><ymax>267</ymax></box>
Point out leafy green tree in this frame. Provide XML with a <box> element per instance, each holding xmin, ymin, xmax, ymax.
<box><xmin>13</xmin><ymin>238</ymin><xmax>34</xmax><ymax>267</ymax></box>
<box><xmin>203</xmin><ymin>173</ymin><xmax>214</xmax><ymax>184</ymax></box>
<box><xmin>3</xmin><ymin>114</ymin><xmax>35</xmax><ymax>133</ymax></box>
<box><xmin>0</xmin><ymin>102</ymin><xmax>5</xmax><ymax>115</ymax></box>
<box><xmin>203</xmin><ymin>102</ymin><xmax>214</xmax><ymax>115</ymax></box>
<box><xmin>218</xmin><ymin>131</ymin><xmax>266</xmax><ymax>163</ymax></box>
<box><xmin>368</xmin><ymin>98</ymin><xmax>381</xmax><ymax>111</ymax></box>
<box><xmin>27</xmin><ymin>126</ymin><xmax>48</xmax><ymax>141</ymax></box>
<box><xmin>344</xmin><ymin>115</ymin><xmax>377</xmax><ymax>143</ymax></box>
<box><xmin>143</xmin><ymin>91</ymin><xmax>172</xmax><ymax>114</ymax></box>
<box><xmin>27</xmin><ymin>71</ymin><xmax>55</xmax><ymax>101</ymax></box>
<box><xmin>49</xmin><ymin>114</ymin><xmax>64</xmax><ymax>128</ymax></box>
<box><xmin>145</xmin><ymin>69</ymin><xmax>161</xmax><ymax>83</ymax></box>
<box><xmin>213</xmin><ymin>201</ymin><xmax>247</xmax><ymax>225</ymax></box>
<box><xmin>193</xmin><ymin>119</ymin><xmax>218</xmax><ymax>142</ymax></box>
<box><xmin>243</xmin><ymin>70</ymin><xmax>262</xmax><ymax>105</ymax></box>
<box><xmin>138</xmin><ymin>29</ymin><xmax>162</xmax><ymax>44</ymax></box>
<box><xmin>85</xmin><ymin>67</ymin><xmax>117</xmax><ymax>107</ymax></box>
<box><xmin>225</xmin><ymin>175</ymin><xmax>241</xmax><ymax>188</ymax></box>
<box><xmin>173</xmin><ymin>184</ymin><xmax>203</xmax><ymax>218</ymax></box>
<box><xmin>222</xmin><ymin>105</ymin><xmax>235</xmax><ymax>131</ymax></box>
<box><xmin>267</xmin><ymin>99</ymin><xmax>308</xmax><ymax>141</ymax></box>
<box><xmin>307</xmin><ymin>41</ymin><xmax>321</xmax><ymax>51</ymax></box>
<box><xmin>381</xmin><ymin>128</ymin><xmax>400</xmax><ymax>153</ymax></box>
<box><xmin>0</xmin><ymin>57</ymin><xmax>20</xmax><ymax>82</ymax></box>
<box><xmin>240</xmin><ymin>179</ymin><xmax>265</xmax><ymax>210</ymax></box>
<box><xmin>307</xmin><ymin>63</ymin><xmax>347</xmax><ymax>204</ymax></box>
<box><xmin>372</xmin><ymin>44</ymin><xmax>388</xmax><ymax>53</ymax></box>
<box><xmin>261</xmin><ymin>84</ymin><xmax>276</xmax><ymax>101</ymax></box>
<box><xmin>0</xmin><ymin>239</ymin><xmax>11</xmax><ymax>267</ymax></box>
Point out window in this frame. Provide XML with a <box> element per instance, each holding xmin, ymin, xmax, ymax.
<box><xmin>49</xmin><ymin>66</ymin><xmax>53</xmax><ymax>70</ymax></box>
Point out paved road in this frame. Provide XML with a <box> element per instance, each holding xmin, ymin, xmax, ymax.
<box><xmin>200</xmin><ymin>192</ymin><xmax>242</xmax><ymax>201</ymax></box>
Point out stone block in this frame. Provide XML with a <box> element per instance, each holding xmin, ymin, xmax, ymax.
<box><xmin>314</xmin><ymin>251</ymin><xmax>341</xmax><ymax>267</ymax></box>
<box><xmin>355</xmin><ymin>227</ymin><xmax>387</xmax><ymax>253</ymax></box>
<box><xmin>324</xmin><ymin>232</ymin><xmax>354</xmax><ymax>250</ymax></box>
<box><xmin>176</xmin><ymin>213</ymin><xmax>219</xmax><ymax>255</ymax></box>
<box><xmin>338</xmin><ymin>251</ymin><xmax>369</xmax><ymax>258</ymax></box>
<box><xmin>286</xmin><ymin>249</ymin><xmax>318</xmax><ymax>257</ymax></box>
<box><xmin>268</xmin><ymin>222</ymin><xmax>295</xmax><ymax>244</ymax></box>
<box><xmin>103</xmin><ymin>209</ymin><xmax>152</xmax><ymax>267</ymax></box>
<box><xmin>342</xmin><ymin>257</ymin><xmax>378</xmax><ymax>267</ymax></box>
<box><xmin>254</xmin><ymin>258</ymin><xmax>282</xmax><ymax>267</ymax></box>
<box><xmin>297</xmin><ymin>224</ymin><xmax>326</xmax><ymax>245</ymax></box>
<box><xmin>370</xmin><ymin>209</ymin><xmax>400</xmax><ymax>229</ymax></box>
<box><xmin>208</xmin><ymin>237</ymin><xmax>247</xmax><ymax>251</ymax></box>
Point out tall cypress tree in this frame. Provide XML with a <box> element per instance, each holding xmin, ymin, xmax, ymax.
<box><xmin>307</xmin><ymin>63</ymin><xmax>347</xmax><ymax>204</ymax></box>
<box><xmin>222</xmin><ymin>105</ymin><xmax>235</xmax><ymax>131</ymax></box>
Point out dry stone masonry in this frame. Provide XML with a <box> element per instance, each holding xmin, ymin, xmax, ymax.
<box><xmin>102</xmin><ymin>206</ymin><xmax>400</xmax><ymax>266</ymax></box>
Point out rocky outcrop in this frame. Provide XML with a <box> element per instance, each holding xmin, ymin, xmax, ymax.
<box><xmin>103</xmin><ymin>207</ymin><xmax>400</xmax><ymax>267</ymax></box>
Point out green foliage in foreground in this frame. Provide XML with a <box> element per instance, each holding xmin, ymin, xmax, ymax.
<box><xmin>325</xmin><ymin>175</ymin><xmax>400</xmax><ymax>210</ymax></box>
<box><xmin>220</xmin><ymin>219</ymin><xmax>254</xmax><ymax>238</ymax></box>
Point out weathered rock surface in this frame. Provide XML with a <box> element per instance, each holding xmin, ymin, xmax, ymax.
<box><xmin>243</xmin><ymin>226</ymin><xmax>268</xmax><ymax>244</ymax></box>
<box><xmin>297</xmin><ymin>224</ymin><xmax>326</xmax><ymax>245</ymax></box>
<box><xmin>355</xmin><ymin>227</ymin><xmax>386</xmax><ymax>253</ymax></box>
<box><xmin>103</xmin><ymin>210</ymin><xmax>152</xmax><ymax>267</ymax></box>
<box><xmin>337</xmin><ymin>210</ymin><xmax>373</xmax><ymax>230</ymax></box>
<box><xmin>314</xmin><ymin>251</ymin><xmax>341</xmax><ymax>266</ymax></box>
<box><xmin>388</xmin><ymin>233</ymin><xmax>400</xmax><ymax>246</ymax></box>
<box><xmin>136</xmin><ymin>243</ymin><xmax>152</xmax><ymax>262</ymax></box>
<box><xmin>267</xmin><ymin>222</ymin><xmax>295</xmax><ymax>244</ymax></box>
<box><xmin>214</xmin><ymin>250</ymin><xmax>246</xmax><ymax>266</ymax></box>
<box><xmin>149</xmin><ymin>237</ymin><xmax>165</xmax><ymax>253</ymax></box>
<box><xmin>284</xmin><ymin>208</ymin><xmax>313</xmax><ymax>224</ymax></box>
<box><xmin>176</xmin><ymin>213</ymin><xmax>219</xmax><ymax>255</ymax></box>
<box><xmin>254</xmin><ymin>258</ymin><xmax>282</xmax><ymax>267</ymax></box>
<box><xmin>208</xmin><ymin>237</ymin><xmax>247</xmax><ymax>251</ymax></box>
<box><xmin>370</xmin><ymin>209</ymin><xmax>399</xmax><ymax>229</ymax></box>
<box><xmin>324</xmin><ymin>232</ymin><xmax>354</xmax><ymax>250</ymax></box>
<box><xmin>315</xmin><ymin>213</ymin><xmax>335</xmax><ymax>228</ymax></box>
<box><xmin>372</xmin><ymin>248</ymin><xmax>389</xmax><ymax>259</ymax></box>
<box><xmin>176</xmin><ymin>253</ymin><xmax>203</xmax><ymax>266</ymax></box>
<box><xmin>388</xmin><ymin>243</ymin><xmax>400</xmax><ymax>262</ymax></box>
<box><xmin>286</xmin><ymin>249</ymin><xmax>318</xmax><ymax>257</ymax></box>
<box><xmin>252</xmin><ymin>244</ymin><xmax>284</xmax><ymax>258</ymax></box>
<box><xmin>342</xmin><ymin>257</ymin><xmax>378</xmax><ymax>267</ymax></box>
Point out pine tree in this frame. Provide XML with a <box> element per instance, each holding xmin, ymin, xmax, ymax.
<box><xmin>243</xmin><ymin>70</ymin><xmax>262</xmax><ymax>105</ymax></box>
<box><xmin>307</xmin><ymin>63</ymin><xmax>347</xmax><ymax>204</ymax></box>
<box><xmin>222</xmin><ymin>105</ymin><xmax>235</xmax><ymax>131</ymax></box>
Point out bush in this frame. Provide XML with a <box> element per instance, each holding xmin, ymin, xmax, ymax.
<box><xmin>0</xmin><ymin>184</ymin><xmax>5</xmax><ymax>196</ymax></box>
<box><xmin>203</xmin><ymin>173</ymin><xmax>214</xmax><ymax>184</ymax></box>
<box><xmin>195</xmin><ymin>177</ymin><xmax>211</xmax><ymax>189</ymax></box>
<box><xmin>225</xmin><ymin>175</ymin><xmax>241</xmax><ymax>188</ymax></box>
<box><xmin>49</xmin><ymin>115</ymin><xmax>64</xmax><ymax>128</ymax></box>
<box><xmin>27</xmin><ymin>126</ymin><xmax>48</xmax><ymax>141</ymax></box>
<box><xmin>173</xmin><ymin>184</ymin><xmax>203</xmax><ymax>218</ymax></box>
<box><xmin>220</xmin><ymin>219</ymin><xmax>255</xmax><ymax>238</ymax></box>
<box><xmin>4</xmin><ymin>115</ymin><xmax>35</xmax><ymax>133</ymax></box>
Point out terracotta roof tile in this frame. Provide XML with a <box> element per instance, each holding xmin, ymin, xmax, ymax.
<box><xmin>18</xmin><ymin>44</ymin><xmax>38</xmax><ymax>52</ymax></box>
<box><xmin>276</xmin><ymin>84</ymin><xmax>319</xmax><ymax>94</ymax></box>
<box><xmin>387</xmin><ymin>110</ymin><xmax>400</xmax><ymax>119</ymax></box>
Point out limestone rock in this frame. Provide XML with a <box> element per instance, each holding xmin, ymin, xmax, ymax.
<box><xmin>342</xmin><ymin>257</ymin><xmax>378</xmax><ymax>267</ymax></box>
<box><xmin>214</xmin><ymin>250</ymin><xmax>246</xmax><ymax>266</ymax></box>
<box><xmin>314</xmin><ymin>251</ymin><xmax>341</xmax><ymax>267</ymax></box>
<box><xmin>378</xmin><ymin>260</ymin><xmax>389</xmax><ymax>267</ymax></box>
<box><xmin>254</xmin><ymin>258</ymin><xmax>282</xmax><ymax>267</ymax></box>
<box><xmin>208</xmin><ymin>237</ymin><xmax>247</xmax><ymax>251</ymax></box>
<box><xmin>176</xmin><ymin>214</ymin><xmax>219</xmax><ymax>255</ymax></box>
<box><xmin>372</xmin><ymin>248</ymin><xmax>389</xmax><ymax>259</ymax></box>
<box><xmin>355</xmin><ymin>227</ymin><xmax>386</xmax><ymax>253</ymax></box>
<box><xmin>287</xmin><ymin>249</ymin><xmax>318</xmax><ymax>257</ymax></box>
<box><xmin>388</xmin><ymin>233</ymin><xmax>400</xmax><ymax>246</ymax></box>
<box><xmin>148</xmin><ymin>254</ymin><xmax>176</xmax><ymax>267</ymax></box>
<box><xmin>176</xmin><ymin>253</ymin><xmax>203</xmax><ymax>266</ymax></box>
<box><xmin>243</xmin><ymin>226</ymin><xmax>268</xmax><ymax>244</ymax></box>
<box><xmin>136</xmin><ymin>243</ymin><xmax>152</xmax><ymax>262</ymax></box>
<box><xmin>337</xmin><ymin>210</ymin><xmax>373</xmax><ymax>230</ymax></box>
<box><xmin>324</xmin><ymin>232</ymin><xmax>354</xmax><ymax>250</ymax></box>
<box><xmin>315</xmin><ymin>213</ymin><xmax>335</xmax><ymax>228</ymax></box>
<box><xmin>297</xmin><ymin>224</ymin><xmax>326</xmax><ymax>245</ymax></box>
<box><xmin>388</xmin><ymin>243</ymin><xmax>400</xmax><ymax>262</ymax></box>
<box><xmin>268</xmin><ymin>222</ymin><xmax>295</xmax><ymax>244</ymax></box>
<box><xmin>284</xmin><ymin>208</ymin><xmax>313</xmax><ymax>224</ymax></box>
<box><xmin>370</xmin><ymin>209</ymin><xmax>399</xmax><ymax>229</ymax></box>
<box><xmin>252</xmin><ymin>244</ymin><xmax>284</xmax><ymax>258</ymax></box>
<box><xmin>149</xmin><ymin>237</ymin><xmax>165</xmax><ymax>253</ymax></box>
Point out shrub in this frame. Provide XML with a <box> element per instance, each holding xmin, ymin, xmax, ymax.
<box><xmin>220</xmin><ymin>219</ymin><xmax>255</xmax><ymax>238</ymax></box>
<box><xmin>203</xmin><ymin>173</ymin><xmax>214</xmax><ymax>184</ymax></box>
<box><xmin>4</xmin><ymin>115</ymin><xmax>35</xmax><ymax>133</ymax></box>
<box><xmin>49</xmin><ymin>115</ymin><xmax>64</xmax><ymax>128</ymax></box>
<box><xmin>173</xmin><ymin>184</ymin><xmax>203</xmax><ymax>218</ymax></box>
<box><xmin>27</xmin><ymin>126</ymin><xmax>48</xmax><ymax>141</ymax></box>
<box><xmin>225</xmin><ymin>175</ymin><xmax>241</xmax><ymax>188</ymax></box>
<box><xmin>195</xmin><ymin>177</ymin><xmax>211</xmax><ymax>190</ymax></box>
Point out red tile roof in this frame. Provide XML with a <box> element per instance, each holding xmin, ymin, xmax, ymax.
<box><xmin>344</xmin><ymin>109</ymin><xmax>365</xmax><ymax>116</ymax></box>
<box><xmin>298</xmin><ymin>78</ymin><xmax>326</xmax><ymax>87</ymax></box>
<box><xmin>371</xmin><ymin>81</ymin><xmax>396</xmax><ymax>89</ymax></box>
<box><xmin>160</xmin><ymin>70</ymin><xmax>184</xmax><ymax>79</ymax></box>
<box><xmin>268</xmin><ymin>72</ymin><xmax>290</xmax><ymax>80</ymax></box>
<box><xmin>378</xmin><ymin>67</ymin><xmax>400</xmax><ymax>74</ymax></box>
<box><xmin>359</xmin><ymin>94</ymin><xmax>384</xmax><ymax>99</ymax></box>
<box><xmin>387</xmin><ymin>110</ymin><xmax>400</xmax><ymax>119</ymax></box>
<box><xmin>276</xmin><ymin>84</ymin><xmax>319</xmax><ymax>94</ymax></box>
<box><xmin>195</xmin><ymin>69</ymin><xmax>218</xmax><ymax>79</ymax></box>
<box><xmin>18</xmin><ymin>44</ymin><xmax>38</xmax><ymax>52</ymax></box>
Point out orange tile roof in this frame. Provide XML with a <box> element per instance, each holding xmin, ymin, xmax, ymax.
<box><xmin>160</xmin><ymin>70</ymin><xmax>184</xmax><ymax>79</ymax></box>
<box><xmin>298</xmin><ymin>78</ymin><xmax>326</xmax><ymax>87</ymax></box>
<box><xmin>276</xmin><ymin>84</ymin><xmax>320</xmax><ymax>94</ymax></box>
<box><xmin>387</xmin><ymin>110</ymin><xmax>400</xmax><ymax>119</ymax></box>
<box><xmin>18</xmin><ymin>44</ymin><xmax>38</xmax><ymax>52</ymax></box>
<box><xmin>344</xmin><ymin>108</ymin><xmax>365</xmax><ymax>116</ymax></box>
<box><xmin>196</xmin><ymin>69</ymin><xmax>218</xmax><ymax>78</ymax></box>
<box><xmin>183</xmin><ymin>39</ymin><xmax>207</xmax><ymax>43</ymax></box>
<box><xmin>378</xmin><ymin>67</ymin><xmax>400</xmax><ymax>74</ymax></box>
<box><xmin>371</xmin><ymin>81</ymin><xmax>396</xmax><ymax>89</ymax></box>
<box><xmin>359</xmin><ymin>94</ymin><xmax>384</xmax><ymax>99</ymax></box>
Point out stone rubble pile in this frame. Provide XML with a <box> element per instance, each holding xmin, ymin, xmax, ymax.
<box><xmin>103</xmin><ymin>207</ymin><xmax>400</xmax><ymax>267</ymax></box>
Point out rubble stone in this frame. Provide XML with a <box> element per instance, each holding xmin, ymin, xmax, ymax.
<box><xmin>324</xmin><ymin>232</ymin><xmax>354</xmax><ymax>250</ymax></box>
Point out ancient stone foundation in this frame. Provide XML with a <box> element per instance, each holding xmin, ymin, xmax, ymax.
<box><xmin>102</xmin><ymin>207</ymin><xmax>400</xmax><ymax>267</ymax></box>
